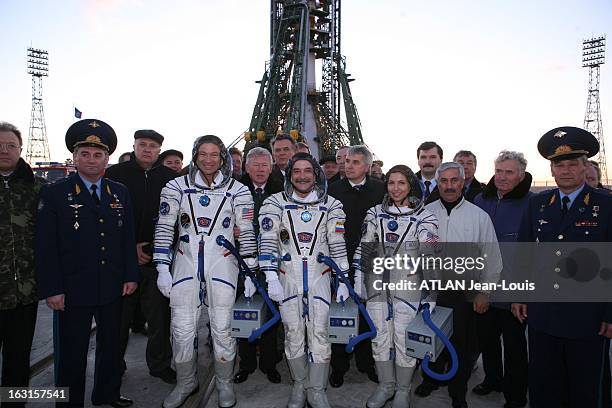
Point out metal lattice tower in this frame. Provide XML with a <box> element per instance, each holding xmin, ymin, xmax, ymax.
<box><xmin>582</xmin><ymin>36</ymin><xmax>607</xmax><ymax>184</ymax></box>
<box><xmin>244</xmin><ymin>0</ymin><xmax>364</xmax><ymax>159</ymax></box>
<box><xmin>26</xmin><ymin>47</ymin><xmax>50</xmax><ymax>164</ymax></box>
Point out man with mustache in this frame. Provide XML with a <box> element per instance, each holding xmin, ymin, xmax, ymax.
<box><xmin>416</xmin><ymin>162</ymin><xmax>502</xmax><ymax>408</ymax></box>
<box><xmin>416</xmin><ymin>142</ymin><xmax>443</xmax><ymax>204</ymax></box>
<box><xmin>258</xmin><ymin>153</ymin><xmax>350</xmax><ymax>408</ymax></box>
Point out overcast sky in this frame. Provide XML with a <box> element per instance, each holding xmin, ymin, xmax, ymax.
<box><xmin>1</xmin><ymin>0</ymin><xmax>610</xmax><ymax>182</ymax></box>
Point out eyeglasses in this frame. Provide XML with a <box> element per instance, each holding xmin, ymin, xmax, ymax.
<box><xmin>0</xmin><ymin>143</ymin><xmax>20</xmax><ymax>151</ymax></box>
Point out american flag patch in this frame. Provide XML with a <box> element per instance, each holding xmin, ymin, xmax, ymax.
<box><xmin>242</xmin><ymin>207</ymin><xmax>254</xmax><ymax>220</ymax></box>
<box><xmin>425</xmin><ymin>231</ymin><xmax>439</xmax><ymax>243</ymax></box>
<box><xmin>335</xmin><ymin>221</ymin><xmax>345</xmax><ymax>233</ymax></box>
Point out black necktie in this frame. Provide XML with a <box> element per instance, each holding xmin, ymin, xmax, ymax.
<box><xmin>91</xmin><ymin>184</ymin><xmax>100</xmax><ymax>206</ymax></box>
<box><xmin>255</xmin><ymin>187</ymin><xmax>263</xmax><ymax>195</ymax></box>
<box><xmin>354</xmin><ymin>184</ymin><xmax>362</xmax><ymax>192</ymax></box>
<box><xmin>561</xmin><ymin>196</ymin><xmax>570</xmax><ymax>217</ymax></box>
<box><xmin>424</xmin><ymin>181</ymin><xmax>431</xmax><ymax>197</ymax></box>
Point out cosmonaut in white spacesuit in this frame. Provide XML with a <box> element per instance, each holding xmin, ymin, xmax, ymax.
<box><xmin>154</xmin><ymin>135</ymin><xmax>257</xmax><ymax>408</ymax></box>
<box><xmin>258</xmin><ymin>152</ymin><xmax>350</xmax><ymax>408</ymax></box>
<box><xmin>353</xmin><ymin>164</ymin><xmax>439</xmax><ymax>408</ymax></box>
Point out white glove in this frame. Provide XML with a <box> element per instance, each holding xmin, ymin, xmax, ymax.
<box><xmin>266</xmin><ymin>278</ymin><xmax>284</xmax><ymax>303</ymax></box>
<box><xmin>336</xmin><ymin>282</ymin><xmax>349</xmax><ymax>303</ymax></box>
<box><xmin>157</xmin><ymin>269</ymin><xmax>172</xmax><ymax>298</ymax></box>
<box><xmin>244</xmin><ymin>277</ymin><xmax>257</xmax><ymax>298</ymax></box>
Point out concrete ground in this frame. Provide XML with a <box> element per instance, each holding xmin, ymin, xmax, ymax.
<box><xmin>17</xmin><ymin>301</ymin><xmax>612</xmax><ymax>407</ymax></box>
<box><xmin>205</xmin><ymin>354</ymin><xmax>507</xmax><ymax>408</ymax></box>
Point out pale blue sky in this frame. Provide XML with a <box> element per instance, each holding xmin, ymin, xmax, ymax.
<box><xmin>1</xmin><ymin>0</ymin><xmax>611</xmax><ymax>182</ymax></box>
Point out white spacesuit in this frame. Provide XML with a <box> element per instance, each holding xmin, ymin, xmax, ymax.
<box><xmin>353</xmin><ymin>166</ymin><xmax>439</xmax><ymax>408</ymax></box>
<box><xmin>154</xmin><ymin>135</ymin><xmax>257</xmax><ymax>408</ymax></box>
<box><xmin>258</xmin><ymin>153</ymin><xmax>350</xmax><ymax>408</ymax></box>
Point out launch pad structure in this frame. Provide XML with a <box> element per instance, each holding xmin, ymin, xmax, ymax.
<box><xmin>243</xmin><ymin>0</ymin><xmax>365</xmax><ymax>160</ymax></box>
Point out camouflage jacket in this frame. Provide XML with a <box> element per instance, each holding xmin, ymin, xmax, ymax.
<box><xmin>0</xmin><ymin>158</ymin><xmax>46</xmax><ymax>309</ymax></box>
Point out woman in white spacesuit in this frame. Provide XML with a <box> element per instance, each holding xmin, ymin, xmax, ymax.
<box><xmin>353</xmin><ymin>165</ymin><xmax>439</xmax><ymax>408</ymax></box>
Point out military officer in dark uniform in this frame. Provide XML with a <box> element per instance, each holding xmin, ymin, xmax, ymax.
<box><xmin>513</xmin><ymin>126</ymin><xmax>612</xmax><ymax>408</ymax></box>
<box><xmin>36</xmin><ymin>119</ymin><xmax>139</xmax><ymax>407</ymax></box>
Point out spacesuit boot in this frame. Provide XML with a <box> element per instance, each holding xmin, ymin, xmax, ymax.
<box><xmin>306</xmin><ymin>362</ymin><xmax>331</xmax><ymax>408</ymax></box>
<box><xmin>214</xmin><ymin>359</ymin><xmax>237</xmax><ymax>408</ymax></box>
<box><xmin>366</xmin><ymin>361</ymin><xmax>395</xmax><ymax>408</ymax></box>
<box><xmin>287</xmin><ymin>355</ymin><xmax>308</xmax><ymax>408</ymax></box>
<box><xmin>163</xmin><ymin>354</ymin><xmax>199</xmax><ymax>408</ymax></box>
<box><xmin>391</xmin><ymin>365</ymin><xmax>415</xmax><ymax>408</ymax></box>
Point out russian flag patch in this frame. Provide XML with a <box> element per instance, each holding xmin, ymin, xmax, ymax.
<box><xmin>335</xmin><ymin>221</ymin><xmax>345</xmax><ymax>233</ymax></box>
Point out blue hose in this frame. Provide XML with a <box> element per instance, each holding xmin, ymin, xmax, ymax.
<box><xmin>419</xmin><ymin>303</ymin><xmax>458</xmax><ymax>381</ymax></box>
<box><xmin>216</xmin><ymin>236</ymin><xmax>281</xmax><ymax>343</ymax></box>
<box><xmin>316</xmin><ymin>254</ymin><xmax>377</xmax><ymax>353</ymax></box>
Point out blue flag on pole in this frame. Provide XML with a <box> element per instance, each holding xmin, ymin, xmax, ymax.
<box><xmin>74</xmin><ymin>107</ymin><xmax>82</xmax><ymax>119</ymax></box>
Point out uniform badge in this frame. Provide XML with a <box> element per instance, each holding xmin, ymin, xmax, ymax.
<box><xmin>298</xmin><ymin>232</ymin><xmax>313</xmax><ymax>243</ymax></box>
<box><xmin>538</xmin><ymin>219</ymin><xmax>548</xmax><ymax>225</ymax></box>
<box><xmin>38</xmin><ymin>199</ymin><xmax>44</xmax><ymax>211</ymax></box>
<box><xmin>553</xmin><ymin>130</ymin><xmax>567</xmax><ymax>138</ymax></box>
<box><xmin>69</xmin><ymin>204</ymin><xmax>83</xmax><ymax>210</ymax></box>
<box><xmin>280</xmin><ymin>229</ymin><xmax>290</xmax><ymax>244</ymax></box>
<box><xmin>159</xmin><ymin>202</ymin><xmax>170</xmax><ymax>215</ymax></box>
<box><xmin>197</xmin><ymin>217</ymin><xmax>211</xmax><ymax>227</ymax></box>
<box><xmin>199</xmin><ymin>195</ymin><xmax>210</xmax><ymax>207</ymax></box>
<box><xmin>73</xmin><ymin>221</ymin><xmax>80</xmax><ymax>230</ymax></box>
<box><xmin>261</xmin><ymin>217</ymin><xmax>274</xmax><ymax>231</ymax></box>
<box><xmin>222</xmin><ymin>217</ymin><xmax>231</xmax><ymax>228</ymax></box>
<box><xmin>301</xmin><ymin>211</ymin><xmax>312</xmax><ymax>222</ymax></box>
<box><xmin>386</xmin><ymin>233</ymin><xmax>399</xmax><ymax>243</ymax></box>
<box><xmin>118</xmin><ymin>219</ymin><xmax>123</xmax><ymax>228</ymax></box>
<box><xmin>388</xmin><ymin>220</ymin><xmax>398</xmax><ymax>232</ymax></box>
<box><xmin>180</xmin><ymin>213</ymin><xmax>191</xmax><ymax>228</ymax></box>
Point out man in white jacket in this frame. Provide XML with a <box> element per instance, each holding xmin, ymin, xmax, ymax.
<box><xmin>416</xmin><ymin>162</ymin><xmax>502</xmax><ymax>408</ymax></box>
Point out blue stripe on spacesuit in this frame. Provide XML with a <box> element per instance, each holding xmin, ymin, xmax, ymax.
<box><xmin>282</xmin><ymin>294</ymin><xmax>298</xmax><ymax>303</ymax></box>
<box><xmin>211</xmin><ymin>277</ymin><xmax>236</xmax><ymax>290</ymax></box>
<box><xmin>393</xmin><ymin>295</ymin><xmax>418</xmax><ymax>311</ymax></box>
<box><xmin>313</xmin><ymin>296</ymin><xmax>330</xmax><ymax>307</ymax></box>
<box><xmin>172</xmin><ymin>277</ymin><xmax>193</xmax><ymax>286</ymax></box>
<box><xmin>198</xmin><ymin>237</ymin><xmax>206</xmax><ymax>306</ymax></box>
<box><xmin>302</xmin><ymin>258</ymin><xmax>309</xmax><ymax>318</ymax></box>
<box><xmin>153</xmin><ymin>247</ymin><xmax>170</xmax><ymax>254</ymax></box>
